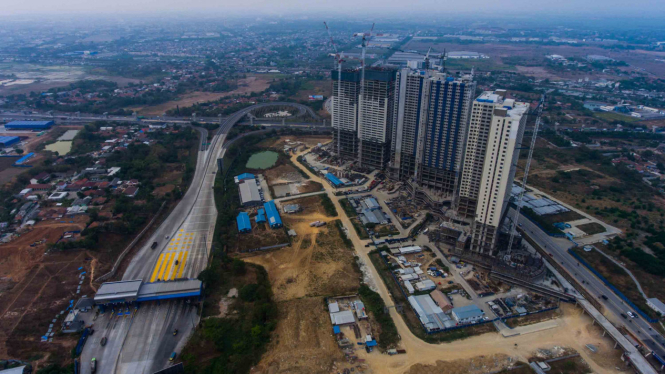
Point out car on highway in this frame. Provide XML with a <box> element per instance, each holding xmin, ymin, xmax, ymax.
<box><xmin>91</xmin><ymin>358</ymin><xmax>97</xmax><ymax>373</ymax></box>
<box><xmin>173</xmin><ymin>329</ymin><xmax>178</xmax><ymax>336</ymax></box>
<box><xmin>100</xmin><ymin>337</ymin><xmax>107</xmax><ymax>346</ymax></box>
<box><xmin>151</xmin><ymin>241</ymin><xmax>158</xmax><ymax>250</ymax></box>
<box><xmin>627</xmin><ymin>311</ymin><xmax>636</xmax><ymax>318</ymax></box>
<box><xmin>621</xmin><ymin>313</ymin><xmax>628</xmax><ymax>319</ymax></box>
<box><xmin>601</xmin><ymin>294</ymin><xmax>608</xmax><ymax>300</ymax></box>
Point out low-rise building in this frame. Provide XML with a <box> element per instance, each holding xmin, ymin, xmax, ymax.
<box><xmin>451</xmin><ymin>305</ymin><xmax>485</xmax><ymax>324</ymax></box>
<box><xmin>238</xmin><ymin>179</ymin><xmax>262</xmax><ymax>206</ymax></box>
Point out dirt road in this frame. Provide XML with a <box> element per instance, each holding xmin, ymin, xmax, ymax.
<box><xmin>288</xmin><ymin>150</ymin><xmax>624</xmax><ymax>374</ymax></box>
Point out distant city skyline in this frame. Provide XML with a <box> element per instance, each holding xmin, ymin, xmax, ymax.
<box><xmin>1</xmin><ymin>0</ymin><xmax>665</xmax><ymax>17</ymax></box>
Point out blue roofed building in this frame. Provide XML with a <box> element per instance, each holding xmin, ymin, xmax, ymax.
<box><xmin>236</xmin><ymin>212</ymin><xmax>252</xmax><ymax>233</ymax></box>
<box><xmin>234</xmin><ymin>173</ymin><xmax>256</xmax><ymax>184</ymax></box>
<box><xmin>0</xmin><ymin>136</ymin><xmax>20</xmax><ymax>147</ymax></box>
<box><xmin>325</xmin><ymin>173</ymin><xmax>344</xmax><ymax>187</ymax></box>
<box><xmin>5</xmin><ymin>120</ymin><xmax>54</xmax><ymax>130</ymax></box>
<box><xmin>256</xmin><ymin>208</ymin><xmax>266</xmax><ymax>223</ymax></box>
<box><xmin>263</xmin><ymin>200</ymin><xmax>283</xmax><ymax>228</ymax></box>
<box><xmin>451</xmin><ymin>304</ymin><xmax>485</xmax><ymax>324</ymax></box>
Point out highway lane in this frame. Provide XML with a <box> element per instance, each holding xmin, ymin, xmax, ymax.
<box><xmin>511</xmin><ymin>207</ymin><xmax>665</xmax><ymax>360</ymax></box>
<box><xmin>79</xmin><ymin>102</ymin><xmax>311</xmax><ymax>374</ymax></box>
<box><xmin>0</xmin><ymin>102</ymin><xmax>321</xmax><ymax>125</ymax></box>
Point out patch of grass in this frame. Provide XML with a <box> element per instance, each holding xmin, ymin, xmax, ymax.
<box><xmin>339</xmin><ymin>198</ymin><xmax>357</xmax><ymax>217</ymax></box>
<box><xmin>594</xmin><ymin>111</ymin><xmax>640</xmax><ymax>123</ymax></box>
<box><xmin>334</xmin><ymin>220</ymin><xmax>354</xmax><ymax>250</ymax></box>
<box><xmin>577</xmin><ymin>222</ymin><xmax>606</xmax><ymax>235</ymax></box>
<box><xmin>319</xmin><ymin>194</ymin><xmax>338</xmax><ymax>217</ymax></box>
<box><xmin>358</xmin><ymin>284</ymin><xmax>399</xmax><ymax>350</ymax></box>
<box><xmin>573</xmin><ymin>247</ymin><xmax>659</xmax><ymax>320</ymax></box>
<box><xmin>182</xmin><ymin>258</ymin><xmax>277</xmax><ymax>374</ymax></box>
<box><xmin>351</xmin><ymin>218</ymin><xmax>369</xmax><ymax>240</ymax></box>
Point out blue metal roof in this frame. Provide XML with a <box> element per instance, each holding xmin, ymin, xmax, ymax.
<box><xmin>256</xmin><ymin>209</ymin><xmax>266</xmax><ymax>223</ymax></box>
<box><xmin>235</xmin><ymin>173</ymin><xmax>255</xmax><ymax>182</ymax></box>
<box><xmin>5</xmin><ymin>120</ymin><xmax>54</xmax><ymax>129</ymax></box>
<box><xmin>333</xmin><ymin>326</ymin><xmax>341</xmax><ymax>334</ymax></box>
<box><xmin>325</xmin><ymin>173</ymin><xmax>343</xmax><ymax>187</ymax></box>
<box><xmin>14</xmin><ymin>152</ymin><xmax>35</xmax><ymax>165</ymax></box>
<box><xmin>236</xmin><ymin>212</ymin><xmax>252</xmax><ymax>232</ymax></box>
<box><xmin>0</xmin><ymin>136</ymin><xmax>19</xmax><ymax>145</ymax></box>
<box><xmin>263</xmin><ymin>200</ymin><xmax>283</xmax><ymax>228</ymax></box>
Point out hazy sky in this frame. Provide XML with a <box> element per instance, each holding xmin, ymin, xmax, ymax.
<box><xmin>2</xmin><ymin>0</ymin><xmax>665</xmax><ymax>16</ymax></box>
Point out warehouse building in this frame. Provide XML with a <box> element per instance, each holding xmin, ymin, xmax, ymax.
<box><xmin>264</xmin><ymin>200</ymin><xmax>283</xmax><ymax>228</ymax></box>
<box><xmin>236</xmin><ymin>212</ymin><xmax>252</xmax><ymax>233</ymax></box>
<box><xmin>451</xmin><ymin>304</ymin><xmax>485</xmax><ymax>324</ymax></box>
<box><xmin>325</xmin><ymin>173</ymin><xmax>344</xmax><ymax>187</ymax></box>
<box><xmin>0</xmin><ymin>136</ymin><xmax>20</xmax><ymax>147</ymax></box>
<box><xmin>238</xmin><ymin>178</ymin><xmax>262</xmax><ymax>206</ymax></box>
<box><xmin>408</xmin><ymin>294</ymin><xmax>454</xmax><ymax>332</ymax></box>
<box><xmin>4</xmin><ymin>120</ymin><xmax>54</xmax><ymax>130</ymax></box>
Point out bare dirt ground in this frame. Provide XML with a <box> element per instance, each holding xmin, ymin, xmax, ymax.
<box><xmin>245</xmin><ymin>197</ymin><xmax>362</xmax><ymax>374</ymax></box>
<box><xmin>359</xmin><ymin>304</ymin><xmax>624</xmax><ymax>374</ymax></box>
<box><xmin>244</xmin><ymin>200</ymin><xmax>359</xmax><ymax>301</ymax></box>
<box><xmin>264</xmin><ymin>163</ymin><xmax>305</xmax><ymax>185</ymax></box>
<box><xmin>134</xmin><ymin>76</ymin><xmax>271</xmax><ymax>115</ymax></box>
<box><xmin>0</xmin><ymin>218</ymin><xmax>88</xmax><ymax>283</ymax></box>
<box><xmin>249</xmin><ymin>297</ymin><xmax>347</xmax><ymax>374</ymax></box>
<box><xmin>0</xmin><ymin>249</ymin><xmax>96</xmax><ymax>364</ymax></box>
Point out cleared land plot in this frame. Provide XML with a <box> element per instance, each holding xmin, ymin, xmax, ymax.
<box><xmin>504</xmin><ymin>309</ymin><xmax>561</xmax><ymax>329</ymax></box>
<box><xmin>538</xmin><ymin>210</ymin><xmax>584</xmax><ymax>226</ymax></box>
<box><xmin>0</xmin><ymin>249</ymin><xmax>93</xmax><ymax>362</ymax></box>
<box><xmin>244</xmin><ymin>213</ymin><xmax>359</xmax><ymax>301</ymax></box>
<box><xmin>244</xmin><ymin>197</ymin><xmax>362</xmax><ymax>374</ymax></box>
<box><xmin>133</xmin><ymin>76</ymin><xmax>270</xmax><ymax>115</ymax></box>
<box><xmin>576</xmin><ymin>222</ymin><xmax>606</xmax><ymax>235</ymax></box>
<box><xmin>250</xmin><ymin>297</ymin><xmax>347</xmax><ymax>374</ymax></box>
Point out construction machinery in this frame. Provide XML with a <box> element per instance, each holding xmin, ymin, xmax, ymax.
<box><xmin>506</xmin><ymin>94</ymin><xmax>546</xmax><ymax>256</ymax></box>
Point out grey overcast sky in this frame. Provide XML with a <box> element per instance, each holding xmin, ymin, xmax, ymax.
<box><xmin>1</xmin><ymin>0</ymin><xmax>665</xmax><ymax>16</ymax></box>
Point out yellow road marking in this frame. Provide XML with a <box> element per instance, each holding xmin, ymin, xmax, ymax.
<box><xmin>157</xmin><ymin>253</ymin><xmax>174</xmax><ymax>281</ymax></box>
<box><xmin>169</xmin><ymin>252</ymin><xmax>184</xmax><ymax>280</ymax></box>
<box><xmin>150</xmin><ymin>253</ymin><xmax>166</xmax><ymax>282</ymax></box>
<box><xmin>177</xmin><ymin>251</ymin><xmax>189</xmax><ymax>278</ymax></box>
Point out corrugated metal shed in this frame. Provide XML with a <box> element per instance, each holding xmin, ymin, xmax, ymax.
<box><xmin>256</xmin><ymin>208</ymin><xmax>266</xmax><ymax>223</ymax></box>
<box><xmin>237</xmin><ymin>212</ymin><xmax>251</xmax><ymax>232</ymax></box>
<box><xmin>451</xmin><ymin>304</ymin><xmax>485</xmax><ymax>322</ymax></box>
<box><xmin>239</xmin><ymin>179</ymin><xmax>262</xmax><ymax>206</ymax></box>
<box><xmin>429</xmin><ymin>290</ymin><xmax>453</xmax><ymax>312</ymax></box>
<box><xmin>234</xmin><ymin>173</ymin><xmax>255</xmax><ymax>183</ymax></box>
<box><xmin>5</xmin><ymin>120</ymin><xmax>54</xmax><ymax>129</ymax></box>
<box><xmin>325</xmin><ymin>173</ymin><xmax>344</xmax><ymax>187</ymax></box>
<box><xmin>264</xmin><ymin>200</ymin><xmax>283</xmax><ymax>228</ymax></box>
<box><xmin>0</xmin><ymin>136</ymin><xmax>20</xmax><ymax>146</ymax></box>
<box><xmin>408</xmin><ymin>295</ymin><xmax>450</xmax><ymax>331</ymax></box>
<box><xmin>330</xmin><ymin>310</ymin><xmax>355</xmax><ymax>325</ymax></box>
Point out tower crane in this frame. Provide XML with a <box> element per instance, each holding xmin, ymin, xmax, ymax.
<box><xmin>506</xmin><ymin>94</ymin><xmax>546</xmax><ymax>256</ymax></box>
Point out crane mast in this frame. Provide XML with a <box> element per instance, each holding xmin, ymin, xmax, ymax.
<box><xmin>506</xmin><ymin>94</ymin><xmax>546</xmax><ymax>256</ymax></box>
